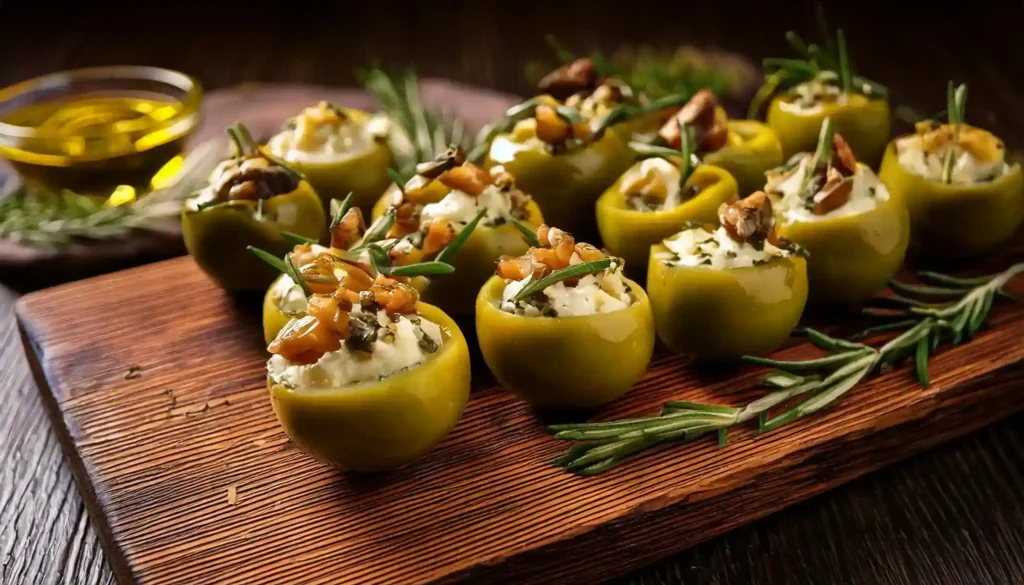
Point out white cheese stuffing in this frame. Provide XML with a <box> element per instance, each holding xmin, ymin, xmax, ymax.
<box><xmin>269</xmin><ymin>274</ymin><xmax>308</xmax><ymax>316</ymax></box>
<box><xmin>267</xmin><ymin>308</ymin><xmax>444</xmax><ymax>389</ymax></box>
<box><xmin>621</xmin><ymin>158</ymin><xmax>684</xmax><ymax>211</ymax></box>
<box><xmin>772</xmin><ymin>161</ymin><xmax>889</xmax><ymax>223</ymax></box>
<box><xmin>267</xmin><ymin>105</ymin><xmax>388</xmax><ymax>164</ymax></box>
<box><xmin>658</xmin><ymin>226</ymin><xmax>789</xmax><ymax>270</ymax></box>
<box><xmin>499</xmin><ymin>254</ymin><xmax>633</xmax><ymax>317</ymax></box>
<box><xmin>895</xmin><ymin>133</ymin><xmax>1010</xmax><ymax>185</ymax></box>
<box><xmin>420</xmin><ymin>183</ymin><xmax>515</xmax><ymax>229</ymax></box>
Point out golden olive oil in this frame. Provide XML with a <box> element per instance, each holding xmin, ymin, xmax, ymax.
<box><xmin>0</xmin><ymin>96</ymin><xmax>192</xmax><ymax>194</ymax></box>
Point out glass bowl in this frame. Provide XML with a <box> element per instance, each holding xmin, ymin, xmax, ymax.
<box><xmin>0</xmin><ymin>66</ymin><xmax>202</xmax><ymax>194</ymax></box>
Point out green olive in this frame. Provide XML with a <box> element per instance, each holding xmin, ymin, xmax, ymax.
<box><xmin>878</xmin><ymin>141</ymin><xmax>1024</xmax><ymax>260</ymax></box>
<box><xmin>270</xmin><ymin>108</ymin><xmax>392</xmax><ymax>215</ymax></box>
<box><xmin>182</xmin><ymin>180</ymin><xmax>326</xmax><ymax>292</ymax></box>
<box><xmin>647</xmin><ymin>245</ymin><xmax>808</xmax><ymax>360</ymax></box>
<box><xmin>476</xmin><ymin>275</ymin><xmax>655</xmax><ymax>409</ymax></box>
<box><xmin>372</xmin><ymin>183</ymin><xmax>545</xmax><ymax>316</ymax></box>
<box><xmin>596</xmin><ymin>164</ymin><xmax>738</xmax><ymax>279</ymax></box>
<box><xmin>486</xmin><ymin>126</ymin><xmax>634</xmax><ymax>242</ymax></box>
<box><xmin>703</xmin><ymin>120</ymin><xmax>784</xmax><ymax>195</ymax></box>
<box><xmin>268</xmin><ymin>302</ymin><xmax>470</xmax><ymax>472</ymax></box>
<box><xmin>775</xmin><ymin>186</ymin><xmax>909</xmax><ymax>305</ymax></box>
<box><xmin>768</xmin><ymin>93</ymin><xmax>891</xmax><ymax>166</ymax></box>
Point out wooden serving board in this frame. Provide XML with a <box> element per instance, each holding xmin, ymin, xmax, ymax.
<box><xmin>16</xmin><ymin>239</ymin><xmax>1024</xmax><ymax>584</ymax></box>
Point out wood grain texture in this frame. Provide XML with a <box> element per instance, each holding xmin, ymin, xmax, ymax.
<box><xmin>14</xmin><ymin>252</ymin><xmax>1024</xmax><ymax>585</ymax></box>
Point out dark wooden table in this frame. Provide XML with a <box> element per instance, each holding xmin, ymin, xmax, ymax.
<box><xmin>2</xmin><ymin>1</ymin><xmax>1023</xmax><ymax>583</ymax></box>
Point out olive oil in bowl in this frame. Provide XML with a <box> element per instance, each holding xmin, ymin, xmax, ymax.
<box><xmin>0</xmin><ymin>67</ymin><xmax>202</xmax><ymax>195</ymax></box>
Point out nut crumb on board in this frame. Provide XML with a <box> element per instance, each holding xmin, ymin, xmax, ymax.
<box><xmin>227</xmin><ymin>485</ymin><xmax>238</xmax><ymax>506</ymax></box>
<box><xmin>124</xmin><ymin>366</ymin><xmax>143</xmax><ymax>380</ymax></box>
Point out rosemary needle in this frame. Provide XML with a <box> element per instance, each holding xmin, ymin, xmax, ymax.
<box><xmin>551</xmin><ymin>262</ymin><xmax>1024</xmax><ymax>476</ymax></box>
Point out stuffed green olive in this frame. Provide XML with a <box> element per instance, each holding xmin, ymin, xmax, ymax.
<box><xmin>266</xmin><ymin>268</ymin><xmax>469</xmax><ymax>472</ymax></box>
<box><xmin>476</xmin><ymin>225</ymin><xmax>654</xmax><ymax>409</ymax></box>
<box><xmin>182</xmin><ymin>123</ymin><xmax>325</xmax><ymax>292</ymax></box>
<box><xmin>765</xmin><ymin>121</ymin><xmax>909</xmax><ymax>304</ymax></box>
<box><xmin>647</xmin><ymin>192</ymin><xmax>808</xmax><ymax>360</ymax></box>
<box><xmin>878</xmin><ymin>84</ymin><xmax>1023</xmax><ymax>259</ymax></box>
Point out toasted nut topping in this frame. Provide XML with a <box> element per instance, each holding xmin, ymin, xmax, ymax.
<box><xmin>438</xmin><ymin>162</ymin><xmax>492</xmax><ymax>196</ymax></box>
<box><xmin>719</xmin><ymin>191</ymin><xmax>776</xmax><ymax>248</ymax></box>
<box><xmin>832</xmin><ymin>132</ymin><xmax>858</xmax><ymax>176</ymax></box>
<box><xmin>535</xmin><ymin>105</ymin><xmax>573</xmax><ymax>145</ymax></box>
<box><xmin>658</xmin><ymin>89</ymin><xmax>723</xmax><ymax>151</ymax></box>
<box><xmin>330</xmin><ymin>207</ymin><xmax>366</xmax><ymax>250</ymax></box>
<box><xmin>538</xmin><ymin>57</ymin><xmax>599</xmax><ymax>101</ymax></box>
<box><xmin>812</xmin><ymin>169</ymin><xmax>853</xmax><ymax>215</ymax></box>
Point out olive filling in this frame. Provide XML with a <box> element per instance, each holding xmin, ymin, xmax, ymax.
<box><xmin>388</xmin><ymin>146</ymin><xmax>533</xmax><ymax>253</ymax></box>
<box><xmin>496</xmin><ymin>225</ymin><xmax>631</xmax><ymax>317</ymax></box>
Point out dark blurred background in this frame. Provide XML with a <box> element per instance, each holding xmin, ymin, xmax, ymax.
<box><xmin>1</xmin><ymin>0</ymin><xmax>1021</xmax><ymax>140</ymax></box>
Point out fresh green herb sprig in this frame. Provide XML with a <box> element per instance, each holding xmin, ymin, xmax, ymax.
<box><xmin>942</xmin><ymin>82</ymin><xmax>969</xmax><ymax>184</ymax></box>
<box><xmin>360</xmin><ymin>68</ymin><xmax>472</xmax><ymax>182</ymax></box>
<box><xmin>627</xmin><ymin>120</ymin><xmax>699</xmax><ymax>189</ymax></box>
<box><xmin>551</xmin><ymin>263</ymin><xmax>1023</xmax><ymax>475</ymax></box>
<box><xmin>749</xmin><ymin>20</ymin><xmax>887</xmax><ymax>119</ymax></box>
<box><xmin>798</xmin><ymin>117</ymin><xmax>835</xmax><ymax>197</ymax></box>
<box><xmin>510</xmin><ymin>258</ymin><xmax>616</xmax><ymax>303</ymax></box>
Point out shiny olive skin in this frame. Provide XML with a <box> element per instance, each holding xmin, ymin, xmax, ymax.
<box><xmin>263</xmin><ymin>273</ymin><xmax>304</xmax><ymax>344</ymax></box>
<box><xmin>703</xmin><ymin>120</ymin><xmax>784</xmax><ymax>196</ymax></box>
<box><xmin>647</xmin><ymin>246</ymin><xmax>808</xmax><ymax>360</ymax></box>
<box><xmin>878</xmin><ymin>141</ymin><xmax>1024</xmax><ymax>260</ymax></box>
<box><xmin>476</xmin><ymin>275</ymin><xmax>655</xmax><ymax>409</ymax></box>
<box><xmin>268</xmin><ymin>303</ymin><xmax>470</xmax><ymax>472</ymax></box>
<box><xmin>595</xmin><ymin>164</ymin><xmax>738</xmax><ymax>279</ymax></box>
<box><xmin>270</xmin><ymin>108</ymin><xmax>392</xmax><ymax>215</ymax></box>
<box><xmin>485</xmin><ymin>125</ymin><xmax>634</xmax><ymax>242</ymax></box>
<box><xmin>372</xmin><ymin>183</ymin><xmax>545</xmax><ymax>316</ymax></box>
<box><xmin>768</xmin><ymin>93</ymin><xmax>891</xmax><ymax>166</ymax></box>
<box><xmin>182</xmin><ymin>181</ymin><xmax>326</xmax><ymax>292</ymax></box>
<box><xmin>775</xmin><ymin>189</ymin><xmax>910</xmax><ymax>305</ymax></box>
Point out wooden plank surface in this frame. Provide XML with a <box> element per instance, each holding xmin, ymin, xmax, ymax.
<box><xmin>15</xmin><ymin>251</ymin><xmax>1024</xmax><ymax>584</ymax></box>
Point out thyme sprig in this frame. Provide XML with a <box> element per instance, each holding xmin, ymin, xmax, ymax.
<box><xmin>551</xmin><ymin>263</ymin><xmax>1023</xmax><ymax>475</ymax></box>
<box><xmin>942</xmin><ymin>82</ymin><xmax>969</xmax><ymax>184</ymax></box>
<box><xmin>749</xmin><ymin>23</ymin><xmax>887</xmax><ymax>119</ymax></box>
<box><xmin>627</xmin><ymin>121</ymin><xmax>699</xmax><ymax>190</ymax></box>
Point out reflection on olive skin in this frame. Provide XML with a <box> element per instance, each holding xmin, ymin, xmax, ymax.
<box><xmin>476</xmin><ymin>275</ymin><xmax>655</xmax><ymax>409</ymax></box>
<box><xmin>646</xmin><ymin>248</ymin><xmax>808</xmax><ymax>360</ymax></box>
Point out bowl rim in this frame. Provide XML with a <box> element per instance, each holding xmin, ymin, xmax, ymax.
<box><xmin>0</xmin><ymin>65</ymin><xmax>203</xmax><ymax>140</ymax></box>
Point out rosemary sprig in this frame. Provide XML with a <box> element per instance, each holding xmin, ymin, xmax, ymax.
<box><xmin>551</xmin><ymin>263</ymin><xmax>1023</xmax><ymax>475</ymax></box>
<box><xmin>329</xmin><ymin>193</ymin><xmax>355</xmax><ymax>231</ymax></box>
<box><xmin>361</xmin><ymin>68</ymin><xmax>473</xmax><ymax>181</ymax></box>
<box><xmin>942</xmin><ymin>82</ymin><xmax>969</xmax><ymax>184</ymax></box>
<box><xmin>386</xmin><ymin>261</ymin><xmax>455</xmax><ymax>277</ymax></box>
<box><xmin>511</xmin><ymin>258</ymin><xmax>616</xmax><ymax>302</ymax></box>
<box><xmin>677</xmin><ymin>120</ymin><xmax>695</xmax><ymax>188</ymax></box>
<box><xmin>281</xmin><ymin>232</ymin><xmax>318</xmax><ymax>246</ymax></box>
<box><xmin>349</xmin><ymin>206</ymin><xmax>397</xmax><ymax>252</ymax></box>
<box><xmin>435</xmin><ymin>209</ymin><xmax>486</xmax><ymax>264</ymax></box>
<box><xmin>512</xmin><ymin>220</ymin><xmax>541</xmax><ymax>247</ymax></box>
<box><xmin>797</xmin><ymin>117</ymin><xmax>834</xmax><ymax>197</ymax></box>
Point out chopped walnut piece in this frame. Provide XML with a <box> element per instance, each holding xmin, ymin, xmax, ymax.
<box><xmin>832</xmin><ymin>132</ymin><xmax>858</xmax><ymax>176</ymax></box>
<box><xmin>538</xmin><ymin>57</ymin><xmax>600</xmax><ymax>101</ymax></box>
<box><xmin>812</xmin><ymin>168</ymin><xmax>853</xmax><ymax>215</ymax></box>
<box><xmin>719</xmin><ymin>191</ymin><xmax>776</xmax><ymax>248</ymax></box>
<box><xmin>658</xmin><ymin>89</ymin><xmax>728</xmax><ymax>152</ymax></box>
